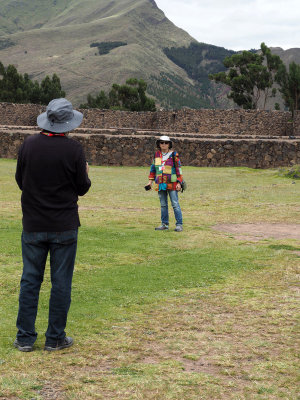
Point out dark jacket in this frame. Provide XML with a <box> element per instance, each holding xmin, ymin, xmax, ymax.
<box><xmin>15</xmin><ymin>133</ymin><xmax>91</xmax><ymax>232</ymax></box>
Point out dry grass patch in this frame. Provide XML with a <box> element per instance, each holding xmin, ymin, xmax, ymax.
<box><xmin>31</xmin><ymin>255</ymin><xmax>298</xmax><ymax>400</ymax></box>
<box><xmin>213</xmin><ymin>223</ymin><xmax>300</xmax><ymax>241</ymax></box>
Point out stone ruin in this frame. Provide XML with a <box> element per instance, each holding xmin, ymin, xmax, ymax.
<box><xmin>0</xmin><ymin>102</ymin><xmax>299</xmax><ymax>168</ymax></box>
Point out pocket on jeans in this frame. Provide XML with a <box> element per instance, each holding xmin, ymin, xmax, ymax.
<box><xmin>22</xmin><ymin>231</ymin><xmax>38</xmax><ymax>244</ymax></box>
<box><xmin>57</xmin><ymin>230</ymin><xmax>78</xmax><ymax>245</ymax></box>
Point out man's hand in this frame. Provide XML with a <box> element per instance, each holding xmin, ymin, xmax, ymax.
<box><xmin>86</xmin><ymin>162</ymin><xmax>89</xmax><ymax>175</ymax></box>
<box><xmin>176</xmin><ymin>183</ymin><xmax>181</xmax><ymax>191</ymax></box>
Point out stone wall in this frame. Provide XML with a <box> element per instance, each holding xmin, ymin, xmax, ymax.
<box><xmin>74</xmin><ymin>135</ymin><xmax>300</xmax><ymax>169</ymax></box>
<box><xmin>0</xmin><ymin>102</ymin><xmax>299</xmax><ymax>168</ymax></box>
<box><xmin>80</xmin><ymin>108</ymin><xmax>295</xmax><ymax>137</ymax></box>
<box><xmin>0</xmin><ymin>102</ymin><xmax>298</xmax><ymax>136</ymax></box>
<box><xmin>1</xmin><ymin>130</ymin><xmax>299</xmax><ymax>169</ymax></box>
<box><xmin>294</xmin><ymin>112</ymin><xmax>300</xmax><ymax>136</ymax></box>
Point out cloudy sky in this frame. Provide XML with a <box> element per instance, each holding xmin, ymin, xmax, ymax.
<box><xmin>155</xmin><ymin>0</ymin><xmax>300</xmax><ymax>51</ymax></box>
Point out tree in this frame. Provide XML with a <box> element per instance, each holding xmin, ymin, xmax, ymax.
<box><xmin>40</xmin><ymin>74</ymin><xmax>65</xmax><ymax>104</ymax></box>
<box><xmin>0</xmin><ymin>64</ymin><xmax>24</xmax><ymax>102</ymax></box>
<box><xmin>260</xmin><ymin>43</ymin><xmax>283</xmax><ymax>109</ymax></box>
<box><xmin>108</xmin><ymin>85</ymin><xmax>120</xmax><ymax>108</ymax></box>
<box><xmin>0</xmin><ymin>62</ymin><xmax>65</xmax><ymax>104</ymax></box>
<box><xmin>81</xmin><ymin>78</ymin><xmax>156</xmax><ymax>111</ymax></box>
<box><xmin>209</xmin><ymin>43</ymin><xmax>283</xmax><ymax>109</ymax></box>
<box><xmin>276</xmin><ymin>61</ymin><xmax>300</xmax><ymax>117</ymax></box>
<box><xmin>109</xmin><ymin>78</ymin><xmax>156</xmax><ymax>111</ymax></box>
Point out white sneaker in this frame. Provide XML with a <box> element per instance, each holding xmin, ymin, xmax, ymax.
<box><xmin>174</xmin><ymin>225</ymin><xmax>183</xmax><ymax>232</ymax></box>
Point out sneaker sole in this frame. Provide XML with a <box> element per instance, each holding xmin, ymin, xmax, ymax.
<box><xmin>44</xmin><ymin>342</ymin><xmax>74</xmax><ymax>351</ymax></box>
<box><xmin>14</xmin><ymin>342</ymin><xmax>33</xmax><ymax>352</ymax></box>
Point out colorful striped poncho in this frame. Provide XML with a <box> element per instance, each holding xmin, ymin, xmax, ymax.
<box><xmin>148</xmin><ymin>150</ymin><xmax>183</xmax><ymax>191</ymax></box>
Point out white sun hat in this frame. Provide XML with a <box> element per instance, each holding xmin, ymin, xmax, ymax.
<box><xmin>156</xmin><ymin>135</ymin><xmax>173</xmax><ymax>148</ymax></box>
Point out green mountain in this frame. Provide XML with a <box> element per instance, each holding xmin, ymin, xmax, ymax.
<box><xmin>0</xmin><ymin>0</ymin><xmax>232</xmax><ymax>108</ymax></box>
<box><xmin>0</xmin><ymin>0</ymin><xmax>299</xmax><ymax>109</ymax></box>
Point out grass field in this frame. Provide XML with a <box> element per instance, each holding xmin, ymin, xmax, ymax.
<box><xmin>0</xmin><ymin>158</ymin><xmax>299</xmax><ymax>399</ymax></box>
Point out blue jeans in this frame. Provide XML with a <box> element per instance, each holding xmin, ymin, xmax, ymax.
<box><xmin>16</xmin><ymin>230</ymin><xmax>78</xmax><ymax>346</ymax></box>
<box><xmin>158</xmin><ymin>190</ymin><xmax>183</xmax><ymax>226</ymax></box>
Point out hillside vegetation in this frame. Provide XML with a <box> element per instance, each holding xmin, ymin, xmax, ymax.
<box><xmin>0</xmin><ymin>0</ymin><xmax>234</xmax><ymax>108</ymax></box>
<box><xmin>0</xmin><ymin>0</ymin><xmax>197</xmax><ymax>106</ymax></box>
<box><xmin>0</xmin><ymin>0</ymin><xmax>299</xmax><ymax>108</ymax></box>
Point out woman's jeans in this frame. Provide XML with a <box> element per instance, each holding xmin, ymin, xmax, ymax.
<box><xmin>16</xmin><ymin>230</ymin><xmax>78</xmax><ymax>346</ymax></box>
<box><xmin>158</xmin><ymin>190</ymin><xmax>183</xmax><ymax>226</ymax></box>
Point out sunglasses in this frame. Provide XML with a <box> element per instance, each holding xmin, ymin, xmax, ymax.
<box><xmin>160</xmin><ymin>141</ymin><xmax>169</xmax><ymax>144</ymax></box>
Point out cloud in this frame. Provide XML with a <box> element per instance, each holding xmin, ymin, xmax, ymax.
<box><xmin>155</xmin><ymin>0</ymin><xmax>300</xmax><ymax>50</ymax></box>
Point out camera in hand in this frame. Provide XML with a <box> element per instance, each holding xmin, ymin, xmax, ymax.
<box><xmin>144</xmin><ymin>184</ymin><xmax>151</xmax><ymax>191</ymax></box>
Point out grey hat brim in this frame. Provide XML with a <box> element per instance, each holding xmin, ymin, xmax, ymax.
<box><xmin>37</xmin><ymin>109</ymin><xmax>83</xmax><ymax>133</ymax></box>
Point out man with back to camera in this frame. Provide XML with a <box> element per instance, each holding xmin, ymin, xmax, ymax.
<box><xmin>14</xmin><ymin>98</ymin><xmax>91</xmax><ymax>352</ymax></box>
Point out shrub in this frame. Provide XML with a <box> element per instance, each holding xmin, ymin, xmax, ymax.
<box><xmin>277</xmin><ymin>165</ymin><xmax>300</xmax><ymax>179</ymax></box>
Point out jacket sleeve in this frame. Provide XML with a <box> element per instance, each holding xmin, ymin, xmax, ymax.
<box><xmin>148</xmin><ymin>154</ymin><xmax>156</xmax><ymax>180</ymax></box>
<box><xmin>75</xmin><ymin>146</ymin><xmax>91</xmax><ymax>196</ymax></box>
<box><xmin>174</xmin><ymin>152</ymin><xmax>183</xmax><ymax>184</ymax></box>
<box><xmin>15</xmin><ymin>144</ymin><xmax>24</xmax><ymax>190</ymax></box>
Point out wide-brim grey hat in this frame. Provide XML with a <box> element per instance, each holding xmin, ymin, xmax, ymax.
<box><xmin>37</xmin><ymin>98</ymin><xmax>83</xmax><ymax>133</ymax></box>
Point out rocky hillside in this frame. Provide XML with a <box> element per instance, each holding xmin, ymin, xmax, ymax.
<box><xmin>0</xmin><ymin>0</ymin><xmax>299</xmax><ymax>109</ymax></box>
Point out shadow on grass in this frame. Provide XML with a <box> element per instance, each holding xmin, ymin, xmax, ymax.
<box><xmin>268</xmin><ymin>244</ymin><xmax>300</xmax><ymax>251</ymax></box>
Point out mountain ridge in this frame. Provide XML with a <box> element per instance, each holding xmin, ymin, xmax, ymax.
<box><xmin>0</xmin><ymin>0</ymin><xmax>201</xmax><ymax>107</ymax></box>
<box><xmin>0</xmin><ymin>0</ymin><xmax>299</xmax><ymax>108</ymax></box>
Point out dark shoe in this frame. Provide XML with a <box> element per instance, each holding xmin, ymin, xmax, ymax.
<box><xmin>174</xmin><ymin>225</ymin><xmax>183</xmax><ymax>232</ymax></box>
<box><xmin>13</xmin><ymin>339</ymin><xmax>33</xmax><ymax>352</ymax></box>
<box><xmin>44</xmin><ymin>336</ymin><xmax>74</xmax><ymax>351</ymax></box>
<box><xmin>155</xmin><ymin>224</ymin><xmax>169</xmax><ymax>231</ymax></box>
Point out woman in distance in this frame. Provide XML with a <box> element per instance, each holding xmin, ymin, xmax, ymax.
<box><xmin>146</xmin><ymin>135</ymin><xmax>183</xmax><ymax>232</ymax></box>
